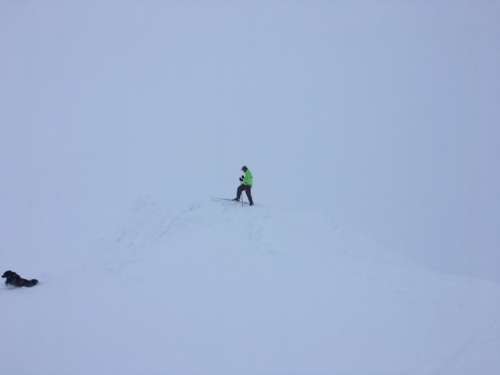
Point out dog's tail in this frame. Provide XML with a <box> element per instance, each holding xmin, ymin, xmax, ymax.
<box><xmin>26</xmin><ymin>279</ymin><xmax>38</xmax><ymax>287</ymax></box>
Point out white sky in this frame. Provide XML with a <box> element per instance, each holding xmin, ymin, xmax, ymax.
<box><xmin>1</xmin><ymin>0</ymin><xmax>499</xmax><ymax>281</ymax></box>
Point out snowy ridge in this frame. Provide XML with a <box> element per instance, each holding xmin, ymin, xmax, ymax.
<box><xmin>2</xmin><ymin>198</ymin><xmax>499</xmax><ymax>374</ymax></box>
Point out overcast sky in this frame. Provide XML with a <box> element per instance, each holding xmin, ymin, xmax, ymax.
<box><xmin>1</xmin><ymin>0</ymin><xmax>499</xmax><ymax>281</ymax></box>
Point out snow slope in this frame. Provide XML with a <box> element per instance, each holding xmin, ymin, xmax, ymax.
<box><xmin>2</xmin><ymin>198</ymin><xmax>499</xmax><ymax>374</ymax></box>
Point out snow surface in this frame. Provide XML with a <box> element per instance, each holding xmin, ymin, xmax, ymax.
<box><xmin>3</xmin><ymin>198</ymin><xmax>500</xmax><ymax>374</ymax></box>
<box><xmin>1</xmin><ymin>1</ymin><xmax>500</xmax><ymax>374</ymax></box>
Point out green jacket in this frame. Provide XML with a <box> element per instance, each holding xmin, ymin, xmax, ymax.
<box><xmin>243</xmin><ymin>169</ymin><xmax>253</xmax><ymax>186</ymax></box>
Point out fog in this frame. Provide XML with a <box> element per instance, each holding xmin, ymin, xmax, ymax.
<box><xmin>1</xmin><ymin>0</ymin><xmax>499</xmax><ymax>281</ymax></box>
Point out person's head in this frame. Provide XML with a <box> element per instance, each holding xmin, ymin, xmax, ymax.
<box><xmin>241</xmin><ymin>166</ymin><xmax>248</xmax><ymax>172</ymax></box>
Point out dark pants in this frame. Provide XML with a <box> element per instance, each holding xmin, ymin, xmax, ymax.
<box><xmin>236</xmin><ymin>184</ymin><xmax>254</xmax><ymax>205</ymax></box>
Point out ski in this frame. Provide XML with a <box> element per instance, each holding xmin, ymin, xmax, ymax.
<box><xmin>212</xmin><ymin>197</ymin><xmax>251</xmax><ymax>205</ymax></box>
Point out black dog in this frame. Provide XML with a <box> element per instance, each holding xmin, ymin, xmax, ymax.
<box><xmin>2</xmin><ymin>270</ymin><xmax>38</xmax><ymax>287</ymax></box>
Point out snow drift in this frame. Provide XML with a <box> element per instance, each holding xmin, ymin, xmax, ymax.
<box><xmin>2</xmin><ymin>198</ymin><xmax>499</xmax><ymax>374</ymax></box>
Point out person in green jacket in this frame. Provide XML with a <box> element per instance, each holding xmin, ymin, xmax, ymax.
<box><xmin>233</xmin><ymin>165</ymin><xmax>254</xmax><ymax>206</ymax></box>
